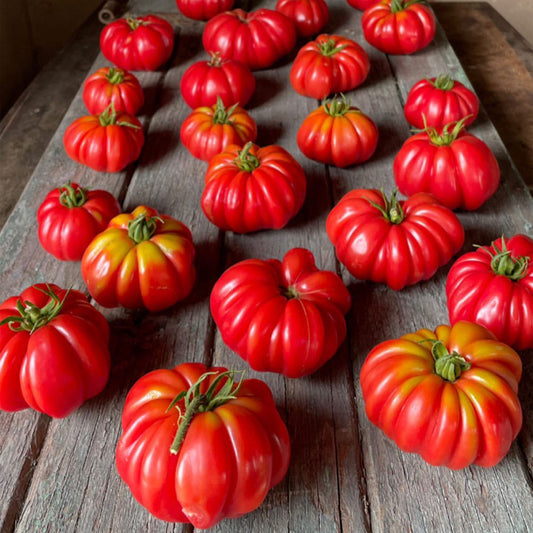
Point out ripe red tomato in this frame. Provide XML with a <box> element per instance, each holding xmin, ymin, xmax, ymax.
<box><xmin>100</xmin><ymin>15</ymin><xmax>174</xmax><ymax>71</ymax></box>
<box><xmin>404</xmin><ymin>74</ymin><xmax>479</xmax><ymax>129</ymax></box>
<box><xmin>82</xmin><ymin>66</ymin><xmax>144</xmax><ymax>116</ymax></box>
<box><xmin>202</xmin><ymin>8</ymin><xmax>296</xmax><ymax>70</ymax></box>
<box><xmin>211</xmin><ymin>248</ymin><xmax>351</xmax><ymax>377</ymax></box>
<box><xmin>116</xmin><ymin>362</ymin><xmax>290</xmax><ymax>527</ymax></box>
<box><xmin>346</xmin><ymin>0</ymin><xmax>380</xmax><ymax>10</ymax></box>
<box><xmin>180</xmin><ymin>98</ymin><xmax>257</xmax><ymax>161</ymax></box>
<box><xmin>81</xmin><ymin>205</ymin><xmax>195</xmax><ymax>311</ymax></box>
<box><xmin>446</xmin><ymin>235</ymin><xmax>533</xmax><ymax>350</ymax></box>
<box><xmin>180</xmin><ymin>52</ymin><xmax>256</xmax><ymax>108</ymax></box>
<box><xmin>63</xmin><ymin>105</ymin><xmax>144</xmax><ymax>172</ymax></box>
<box><xmin>362</xmin><ymin>0</ymin><xmax>436</xmax><ymax>55</ymax></box>
<box><xmin>276</xmin><ymin>0</ymin><xmax>329</xmax><ymax>38</ymax></box>
<box><xmin>175</xmin><ymin>0</ymin><xmax>234</xmax><ymax>20</ymax></box>
<box><xmin>290</xmin><ymin>34</ymin><xmax>370</xmax><ymax>99</ymax></box>
<box><xmin>326</xmin><ymin>189</ymin><xmax>464</xmax><ymax>290</ymax></box>
<box><xmin>201</xmin><ymin>142</ymin><xmax>307</xmax><ymax>233</ymax></box>
<box><xmin>393</xmin><ymin>119</ymin><xmax>500</xmax><ymax>210</ymax></box>
<box><xmin>360</xmin><ymin>321</ymin><xmax>522</xmax><ymax>469</ymax></box>
<box><xmin>297</xmin><ymin>96</ymin><xmax>378</xmax><ymax>167</ymax></box>
<box><xmin>0</xmin><ymin>284</ymin><xmax>110</xmax><ymax>418</ymax></box>
<box><xmin>37</xmin><ymin>182</ymin><xmax>121</xmax><ymax>261</ymax></box>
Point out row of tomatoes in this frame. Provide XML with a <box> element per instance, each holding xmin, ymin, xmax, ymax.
<box><xmin>2</xmin><ymin>0</ymin><xmax>533</xmax><ymax>529</ymax></box>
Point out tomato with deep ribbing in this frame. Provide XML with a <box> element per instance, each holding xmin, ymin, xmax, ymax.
<box><xmin>276</xmin><ymin>0</ymin><xmax>329</xmax><ymax>38</ymax></box>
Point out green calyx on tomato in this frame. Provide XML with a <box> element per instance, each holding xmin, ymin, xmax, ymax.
<box><xmin>168</xmin><ymin>370</ymin><xmax>244</xmax><ymax>454</ymax></box>
<box><xmin>366</xmin><ymin>190</ymin><xmax>405</xmax><ymax>224</ymax></box>
<box><xmin>0</xmin><ymin>285</ymin><xmax>70</xmax><ymax>334</ymax></box>
<box><xmin>106</xmin><ymin>67</ymin><xmax>125</xmax><ymax>85</ymax></box>
<box><xmin>98</xmin><ymin>103</ymin><xmax>140</xmax><ymax>129</ymax></box>
<box><xmin>212</xmin><ymin>96</ymin><xmax>238</xmax><ymax>125</ymax></box>
<box><xmin>318</xmin><ymin>39</ymin><xmax>348</xmax><ymax>56</ymax></box>
<box><xmin>323</xmin><ymin>95</ymin><xmax>355</xmax><ymax>117</ymax></box>
<box><xmin>424</xmin><ymin>115</ymin><xmax>470</xmax><ymax>146</ymax></box>
<box><xmin>431</xmin><ymin>74</ymin><xmax>454</xmax><ymax>91</ymax></box>
<box><xmin>481</xmin><ymin>239</ymin><xmax>530</xmax><ymax>281</ymax></box>
<box><xmin>126</xmin><ymin>17</ymin><xmax>146</xmax><ymax>31</ymax></box>
<box><xmin>390</xmin><ymin>0</ymin><xmax>426</xmax><ymax>13</ymax></box>
<box><xmin>207</xmin><ymin>51</ymin><xmax>223</xmax><ymax>67</ymax></box>
<box><xmin>427</xmin><ymin>340</ymin><xmax>471</xmax><ymax>382</ymax></box>
<box><xmin>59</xmin><ymin>182</ymin><xmax>88</xmax><ymax>208</ymax></box>
<box><xmin>234</xmin><ymin>142</ymin><xmax>260</xmax><ymax>172</ymax></box>
<box><xmin>128</xmin><ymin>213</ymin><xmax>162</xmax><ymax>243</ymax></box>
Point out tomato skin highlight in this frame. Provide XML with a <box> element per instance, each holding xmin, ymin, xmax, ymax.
<box><xmin>360</xmin><ymin>321</ymin><xmax>523</xmax><ymax>469</ymax></box>
<box><xmin>115</xmin><ymin>363</ymin><xmax>290</xmax><ymax>527</ymax></box>
<box><xmin>210</xmin><ymin>248</ymin><xmax>351</xmax><ymax>377</ymax></box>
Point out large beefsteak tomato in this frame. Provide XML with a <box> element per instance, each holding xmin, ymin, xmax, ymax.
<box><xmin>180</xmin><ymin>53</ymin><xmax>256</xmax><ymax>109</ymax></box>
<box><xmin>297</xmin><ymin>96</ymin><xmax>378</xmax><ymax>167</ymax></box>
<box><xmin>0</xmin><ymin>284</ymin><xmax>110</xmax><ymax>418</ymax></box>
<box><xmin>290</xmin><ymin>34</ymin><xmax>370</xmax><ymax>99</ymax></box>
<box><xmin>276</xmin><ymin>0</ymin><xmax>329</xmax><ymax>38</ymax></box>
<box><xmin>100</xmin><ymin>15</ymin><xmax>174</xmax><ymax>71</ymax></box>
<box><xmin>446</xmin><ymin>235</ymin><xmax>533</xmax><ymax>350</ymax></box>
<box><xmin>202</xmin><ymin>8</ymin><xmax>296</xmax><ymax>70</ymax></box>
<box><xmin>37</xmin><ymin>182</ymin><xmax>121</xmax><ymax>261</ymax></box>
<box><xmin>360</xmin><ymin>321</ymin><xmax>523</xmax><ymax>469</ymax></box>
<box><xmin>393</xmin><ymin>118</ymin><xmax>500</xmax><ymax>211</ymax></box>
<box><xmin>175</xmin><ymin>0</ymin><xmax>234</xmax><ymax>20</ymax></box>
<box><xmin>326</xmin><ymin>189</ymin><xmax>464</xmax><ymax>290</ymax></box>
<box><xmin>81</xmin><ymin>205</ymin><xmax>195</xmax><ymax>311</ymax></box>
<box><xmin>63</xmin><ymin>105</ymin><xmax>144</xmax><ymax>172</ymax></box>
<box><xmin>211</xmin><ymin>248</ymin><xmax>351</xmax><ymax>377</ymax></box>
<box><xmin>180</xmin><ymin>98</ymin><xmax>257</xmax><ymax>161</ymax></box>
<box><xmin>201</xmin><ymin>142</ymin><xmax>307</xmax><ymax>233</ymax></box>
<box><xmin>116</xmin><ymin>362</ymin><xmax>290</xmax><ymax>527</ymax></box>
<box><xmin>362</xmin><ymin>0</ymin><xmax>436</xmax><ymax>55</ymax></box>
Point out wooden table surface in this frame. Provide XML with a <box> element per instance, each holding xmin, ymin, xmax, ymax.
<box><xmin>0</xmin><ymin>1</ymin><xmax>532</xmax><ymax>532</ymax></box>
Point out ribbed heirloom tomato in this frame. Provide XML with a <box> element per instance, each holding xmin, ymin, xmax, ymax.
<box><xmin>202</xmin><ymin>8</ymin><xmax>296</xmax><ymax>70</ymax></box>
<box><xmin>63</xmin><ymin>105</ymin><xmax>144</xmax><ymax>172</ymax></box>
<box><xmin>446</xmin><ymin>235</ymin><xmax>533</xmax><ymax>350</ymax></box>
<box><xmin>326</xmin><ymin>189</ymin><xmax>464</xmax><ymax>290</ymax></box>
<box><xmin>393</xmin><ymin>118</ymin><xmax>500</xmax><ymax>210</ymax></box>
<box><xmin>37</xmin><ymin>182</ymin><xmax>121</xmax><ymax>261</ymax></box>
<box><xmin>290</xmin><ymin>34</ymin><xmax>370</xmax><ymax>99</ymax></box>
<box><xmin>175</xmin><ymin>0</ymin><xmax>234</xmax><ymax>20</ymax></box>
<box><xmin>81</xmin><ymin>205</ymin><xmax>195</xmax><ymax>311</ymax></box>
<box><xmin>0</xmin><ymin>284</ymin><xmax>110</xmax><ymax>418</ymax></box>
<box><xmin>404</xmin><ymin>74</ymin><xmax>479</xmax><ymax>129</ymax></box>
<box><xmin>180</xmin><ymin>98</ymin><xmax>257</xmax><ymax>161</ymax></box>
<box><xmin>360</xmin><ymin>321</ymin><xmax>523</xmax><ymax>469</ymax></box>
<box><xmin>297</xmin><ymin>96</ymin><xmax>378</xmax><ymax>167</ymax></box>
<box><xmin>180</xmin><ymin>53</ymin><xmax>256</xmax><ymax>108</ymax></box>
<box><xmin>276</xmin><ymin>0</ymin><xmax>329</xmax><ymax>38</ymax></box>
<box><xmin>362</xmin><ymin>0</ymin><xmax>436</xmax><ymax>55</ymax></box>
<box><xmin>211</xmin><ymin>248</ymin><xmax>351</xmax><ymax>377</ymax></box>
<box><xmin>116</xmin><ymin>362</ymin><xmax>290</xmax><ymax>527</ymax></box>
<box><xmin>100</xmin><ymin>15</ymin><xmax>174</xmax><ymax>71</ymax></box>
<box><xmin>201</xmin><ymin>142</ymin><xmax>307</xmax><ymax>233</ymax></box>
<box><xmin>347</xmin><ymin>0</ymin><xmax>380</xmax><ymax>10</ymax></box>
<box><xmin>82</xmin><ymin>66</ymin><xmax>144</xmax><ymax>115</ymax></box>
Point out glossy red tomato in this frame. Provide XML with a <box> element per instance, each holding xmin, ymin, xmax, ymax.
<box><xmin>297</xmin><ymin>96</ymin><xmax>378</xmax><ymax>167</ymax></box>
<box><xmin>202</xmin><ymin>8</ymin><xmax>296</xmax><ymax>70</ymax></box>
<box><xmin>180</xmin><ymin>52</ymin><xmax>256</xmax><ymax>108</ymax></box>
<box><xmin>393</xmin><ymin>119</ymin><xmax>500</xmax><ymax>210</ymax></box>
<box><xmin>180</xmin><ymin>98</ymin><xmax>257</xmax><ymax>161</ymax></box>
<box><xmin>82</xmin><ymin>66</ymin><xmax>144</xmax><ymax>116</ymax></box>
<box><xmin>404</xmin><ymin>74</ymin><xmax>479</xmax><ymax>129</ymax></box>
<box><xmin>201</xmin><ymin>142</ymin><xmax>307</xmax><ymax>233</ymax></box>
<box><xmin>211</xmin><ymin>248</ymin><xmax>351</xmax><ymax>377</ymax></box>
<box><xmin>326</xmin><ymin>189</ymin><xmax>464</xmax><ymax>290</ymax></box>
<box><xmin>81</xmin><ymin>205</ymin><xmax>195</xmax><ymax>311</ymax></box>
<box><xmin>100</xmin><ymin>15</ymin><xmax>174</xmax><ymax>71</ymax></box>
<box><xmin>290</xmin><ymin>34</ymin><xmax>370</xmax><ymax>99</ymax></box>
<box><xmin>362</xmin><ymin>0</ymin><xmax>436</xmax><ymax>55</ymax></box>
<box><xmin>37</xmin><ymin>182</ymin><xmax>121</xmax><ymax>261</ymax></box>
<box><xmin>446</xmin><ymin>235</ymin><xmax>533</xmax><ymax>350</ymax></box>
<box><xmin>116</xmin><ymin>362</ymin><xmax>290</xmax><ymax>527</ymax></box>
<box><xmin>175</xmin><ymin>0</ymin><xmax>234</xmax><ymax>20</ymax></box>
<box><xmin>346</xmin><ymin>0</ymin><xmax>380</xmax><ymax>10</ymax></box>
<box><xmin>360</xmin><ymin>321</ymin><xmax>523</xmax><ymax>469</ymax></box>
<box><xmin>276</xmin><ymin>0</ymin><xmax>329</xmax><ymax>38</ymax></box>
<box><xmin>0</xmin><ymin>284</ymin><xmax>110</xmax><ymax>418</ymax></box>
<box><xmin>63</xmin><ymin>105</ymin><xmax>144</xmax><ymax>172</ymax></box>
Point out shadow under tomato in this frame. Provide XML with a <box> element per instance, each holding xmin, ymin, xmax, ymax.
<box><xmin>248</xmin><ymin>74</ymin><xmax>285</xmax><ymax>111</ymax></box>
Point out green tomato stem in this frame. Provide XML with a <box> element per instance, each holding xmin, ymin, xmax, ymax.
<box><xmin>234</xmin><ymin>142</ymin><xmax>260</xmax><ymax>172</ymax></box>
<box><xmin>430</xmin><ymin>340</ymin><xmax>471</xmax><ymax>382</ymax></box>
<box><xmin>365</xmin><ymin>190</ymin><xmax>405</xmax><ymax>224</ymax></box>
<box><xmin>212</xmin><ymin>97</ymin><xmax>238</xmax><ymax>125</ymax></box>
<box><xmin>106</xmin><ymin>67</ymin><xmax>125</xmax><ymax>85</ymax></box>
<box><xmin>425</xmin><ymin>115</ymin><xmax>471</xmax><ymax>146</ymax></box>
<box><xmin>318</xmin><ymin>39</ymin><xmax>348</xmax><ymax>56</ymax></box>
<box><xmin>59</xmin><ymin>182</ymin><xmax>88</xmax><ymax>208</ymax></box>
<box><xmin>478</xmin><ymin>239</ymin><xmax>530</xmax><ymax>281</ymax></box>
<box><xmin>431</xmin><ymin>74</ymin><xmax>455</xmax><ymax>91</ymax></box>
<box><xmin>127</xmin><ymin>213</ymin><xmax>163</xmax><ymax>243</ymax></box>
